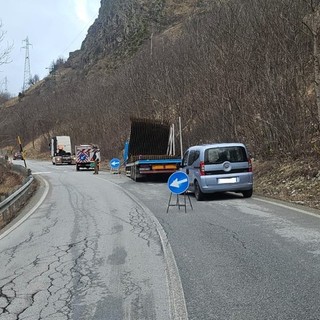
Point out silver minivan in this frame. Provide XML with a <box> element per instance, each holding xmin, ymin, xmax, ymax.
<box><xmin>180</xmin><ymin>143</ymin><xmax>253</xmax><ymax>200</ymax></box>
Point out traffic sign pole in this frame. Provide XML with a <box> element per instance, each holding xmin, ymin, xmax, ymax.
<box><xmin>166</xmin><ymin>171</ymin><xmax>193</xmax><ymax>213</ymax></box>
<box><xmin>17</xmin><ymin>136</ymin><xmax>27</xmax><ymax>168</ymax></box>
<box><xmin>109</xmin><ymin>158</ymin><xmax>121</xmax><ymax>174</ymax></box>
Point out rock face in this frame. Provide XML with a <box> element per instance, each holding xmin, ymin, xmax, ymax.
<box><xmin>68</xmin><ymin>0</ymin><xmax>164</xmax><ymax>69</ymax></box>
<box><xmin>68</xmin><ymin>0</ymin><xmax>209</xmax><ymax>70</ymax></box>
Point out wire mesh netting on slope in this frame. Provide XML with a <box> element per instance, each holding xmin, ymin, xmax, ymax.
<box><xmin>128</xmin><ymin>118</ymin><xmax>178</xmax><ymax>161</ymax></box>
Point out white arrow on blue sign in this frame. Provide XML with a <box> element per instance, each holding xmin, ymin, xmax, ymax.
<box><xmin>167</xmin><ymin>171</ymin><xmax>189</xmax><ymax>194</ymax></box>
<box><xmin>110</xmin><ymin>158</ymin><xmax>120</xmax><ymax>169</ymax></box>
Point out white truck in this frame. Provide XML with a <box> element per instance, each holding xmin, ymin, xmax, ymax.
<box><xmin>50</xmin><ymin>136</ymin><xmax>74</xmax><ymax>165</ymax></box>
<box><xmin>75</xmin><ymin>144</ymin><xmax>100</xmax><ymax>171</ymax></box>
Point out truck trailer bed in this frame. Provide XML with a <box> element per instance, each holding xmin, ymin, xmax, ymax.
<box><xmin>125</xmin><ymin>158</ymin><xmax>181</xmax><ymax>180</ymax></box>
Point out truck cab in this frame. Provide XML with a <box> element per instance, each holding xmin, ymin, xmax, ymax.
<box><xmin>51</xmin><ymin>136</ymin><xmax>73</xmax><ymax>165</ymax></box>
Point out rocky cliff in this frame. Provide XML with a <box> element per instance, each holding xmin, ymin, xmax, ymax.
<box><xmin>67</xmin><ymin>0</ymin><xmax>210</xmax><ymax>71</ymax></box>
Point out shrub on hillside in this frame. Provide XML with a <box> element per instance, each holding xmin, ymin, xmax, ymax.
<box><xmin>0</xmin><ymin>162</ymin><xmax>23</xmax><ymax>196</ymax></box>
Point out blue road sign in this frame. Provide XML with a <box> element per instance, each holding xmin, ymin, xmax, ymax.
<box><xmin>110</xmin><ymin>158</ymin><xmax>120</xmax><ymax>169</ymax></box>
<box><xmin>167</xmin><ymin>171</ymin><xmax>189</xmax><ymax>194</ymax></box>
<box><xmin>79</xmin><ymin>153</ymin><xmax>87</xmax><ymax>161</ymax></box>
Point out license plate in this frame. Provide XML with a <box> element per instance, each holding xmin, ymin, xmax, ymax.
<box><xmin>218</xmin><ymin>177</ymin><xmax>237</xmax><ymax>184</ymax></box>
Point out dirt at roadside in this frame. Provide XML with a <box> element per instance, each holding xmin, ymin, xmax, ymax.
<box><xmin>253</xmin><ymin>158</ymin><xmax>320</xmax><ymax>211</ymax></box>
<box><xmin>0</xmin><ymin>162</ymin><xmax>24</xmax><ymax>197</ymax></box>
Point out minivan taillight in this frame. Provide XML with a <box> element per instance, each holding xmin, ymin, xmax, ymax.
<box><xmin>248</xmin><ymin>157</ymin><xmax>252</xmax><ymax>172</ymax></box>
<box><xmin>200</xmin><ymin>161</ymin><xmax>205</xmax><ymax>176</ymax></box>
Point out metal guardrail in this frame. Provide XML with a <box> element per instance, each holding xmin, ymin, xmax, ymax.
<box><xmin>0</xmin><ymin>175</ymin><xmax>34</xmax><ymax>210</ymax></box>
<box><xmin>0</xmin><ymin>160</ymin><xmax>36</xmax><ymax>230</ymax></box>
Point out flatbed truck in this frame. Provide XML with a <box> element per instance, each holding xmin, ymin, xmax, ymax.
<box><xmin>124</xmin><ymin>118</ymin><xmax>181</xmax><ymax>181</ymax></box>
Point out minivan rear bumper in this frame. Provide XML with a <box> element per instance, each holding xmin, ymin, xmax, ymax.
<box><xmin>198</xmin><ymin>172</ymin><xmax>253</xmax><ymax>193</ymax></box>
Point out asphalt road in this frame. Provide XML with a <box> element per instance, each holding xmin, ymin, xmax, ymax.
<box><xmin>113</xmin><ymin>171</ymin><xmax>320</xmax><ymax>320</ymax></box>
<box><xmin>1</xmin><ymin>160</ymin><xmax>320</xmax><ymax>320</ymax></box>
<box><xmin>0</xmin><ymin>160</ymin><xmax>186</xmax><ymax>320</ymax></box>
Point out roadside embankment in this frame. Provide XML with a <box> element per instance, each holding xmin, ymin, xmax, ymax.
<box><xmin>0</xmin><ymin>159</ymin><xmax>38</xmax><ymax>230</ymax></box>
<box><xmin>253</xmin><ymin>158</ymin><xmax>320</xmax><ymax>211</ymax></box>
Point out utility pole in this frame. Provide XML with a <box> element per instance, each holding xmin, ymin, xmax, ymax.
<box><xmin>22</xmin><ymin>36</ymin><xmax>32</xmax><ymax>92</ymax></box>
<box><xmin>4</xmin><ymin>77</ymin><xmax>8</xmax><ymax>94</ymax></box>
<box><xmin>0</xmin><ymin>77</ymin><xmax>7</xmax><ymax>94</ymax></box>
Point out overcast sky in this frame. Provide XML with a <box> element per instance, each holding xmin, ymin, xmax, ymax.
<box><xmin>0</xmin><ymin>0</ymin><xmax>101</xmax><ymax>96</ymax></box>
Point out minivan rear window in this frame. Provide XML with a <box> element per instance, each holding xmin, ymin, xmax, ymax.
<box><xmin>204</xmin><ymin>146</ymin><xmax>247</xmax><ymax>164</ymax></box>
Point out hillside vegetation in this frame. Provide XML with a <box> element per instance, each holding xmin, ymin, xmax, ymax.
<box><xmin>0</xmin><ymin>161</ymin><xmax>23</xmax><ymax>197</ymax></box>
<box><xmin>1</xmin><ymin>0</ymin><xmax>320</xmax><ymax>164</ymax></box>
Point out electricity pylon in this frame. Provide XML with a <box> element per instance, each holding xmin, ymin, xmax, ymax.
<box><xmin>22</xmin><ymin>37</ymin><xmax>32</xmax><ymax>92</ymax></box>
<box><xmin>4</xmin><ymin>77</ymin><xmax>8</xmax><ymax>94</ymax></box>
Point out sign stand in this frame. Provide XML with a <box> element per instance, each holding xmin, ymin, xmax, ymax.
<box><xmin>166</xmin><ymin>192</ymin><xmax>193</xmax><ymax>213</ymax></box>
<box><xmin>166</xmin><ymin>171</ymin><xmax>193</xmax><ymax>213</ymax></box>
<box><xmin>109</xmin><ymin>158</ymin><xmax>121</xmax><ymax>175</ymax></box>
<box><xmin>110</xmin><ymin>167</ymin><xmax>120</xmax><ymax>175</ymax></box>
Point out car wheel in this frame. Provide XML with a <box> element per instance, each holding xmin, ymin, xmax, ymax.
<box><xmin>194</xmin><ymin>180</ymin><xmax>204</xmax><ymax>201</ymax></box>
<box><xmin>242</xmin><ymin>189</ymin><xmax>253</xmax><ymax>198</ymax></box>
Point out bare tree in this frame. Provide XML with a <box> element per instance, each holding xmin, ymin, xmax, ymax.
<box><xmin>0</xmin><ymin>21</ymin><xmax>12</xmax><ymax>67</ymax></box>
<box><xmin>0</xmin><ymin>0</ymin><xmax>318</xmax><ymax>161</ymax></box>
<box><xmin>303</xmin><ymin>3</ymin><xmax>320</xmax><ymax>121</ymax></box>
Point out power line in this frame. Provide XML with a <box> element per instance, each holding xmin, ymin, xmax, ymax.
<box><xmin>60</xmin><ymin>13</ymin><xmax>98</xmax><ymax>57</ymax></box>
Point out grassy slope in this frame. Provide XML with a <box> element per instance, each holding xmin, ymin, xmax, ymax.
<box><xmin>253</xmin><ymin>159</ymin><xmax>320</xmax><ymax>211</ymax></box>
<box><xmin>0</xmin><ymin>162</ymin><xmax>23</xmax><ymax>196</ymax></box>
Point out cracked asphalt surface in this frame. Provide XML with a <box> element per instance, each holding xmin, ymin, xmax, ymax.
<box><xmin>111</xmin><ymin>173</ymin><xmax>320</xmax><ymax>320</ymax></box>
<box><xmin>3</xmin><ymin>160</ymin><xmax>320</xmax><ymax>320</ymax></box>
<box><xmin>0</xmin><ymin>161</ymin><xmax>184</xmax><ymax>320</ymax></box>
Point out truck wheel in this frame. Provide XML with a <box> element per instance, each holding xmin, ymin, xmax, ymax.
<box><xmin>133</xmin><ymin>167</ymin><xmax>137</xmax><ymax>181</ymax></box>
<box><xmin>76</xmin><ymin>165</ymin><xmax>80</xmax><ymax>171</ymax></box>
<box><xmin>131</xmin><ymin>167</ymin><xmax>140</xmax><ymax>181</ymax></box>
<box><xmin>130</xmin><ymin>167</ymin><xmax>134</xmax><ymax>180</ymax></box>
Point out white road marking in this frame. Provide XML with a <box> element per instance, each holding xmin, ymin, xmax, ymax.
<box><xmin>0</xmin><ymin>176</ymin><xmax>50</xmax><ymax>240</ymax></box>
<box><xmin>255</xmin><ymin>197</ymin><xmax>320</xmax><ymax>218</ymax></box>
<box><xmin>32</xmin><ymin>171</ymin><xmax>52</xmax><ymax>174</ymax></box>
